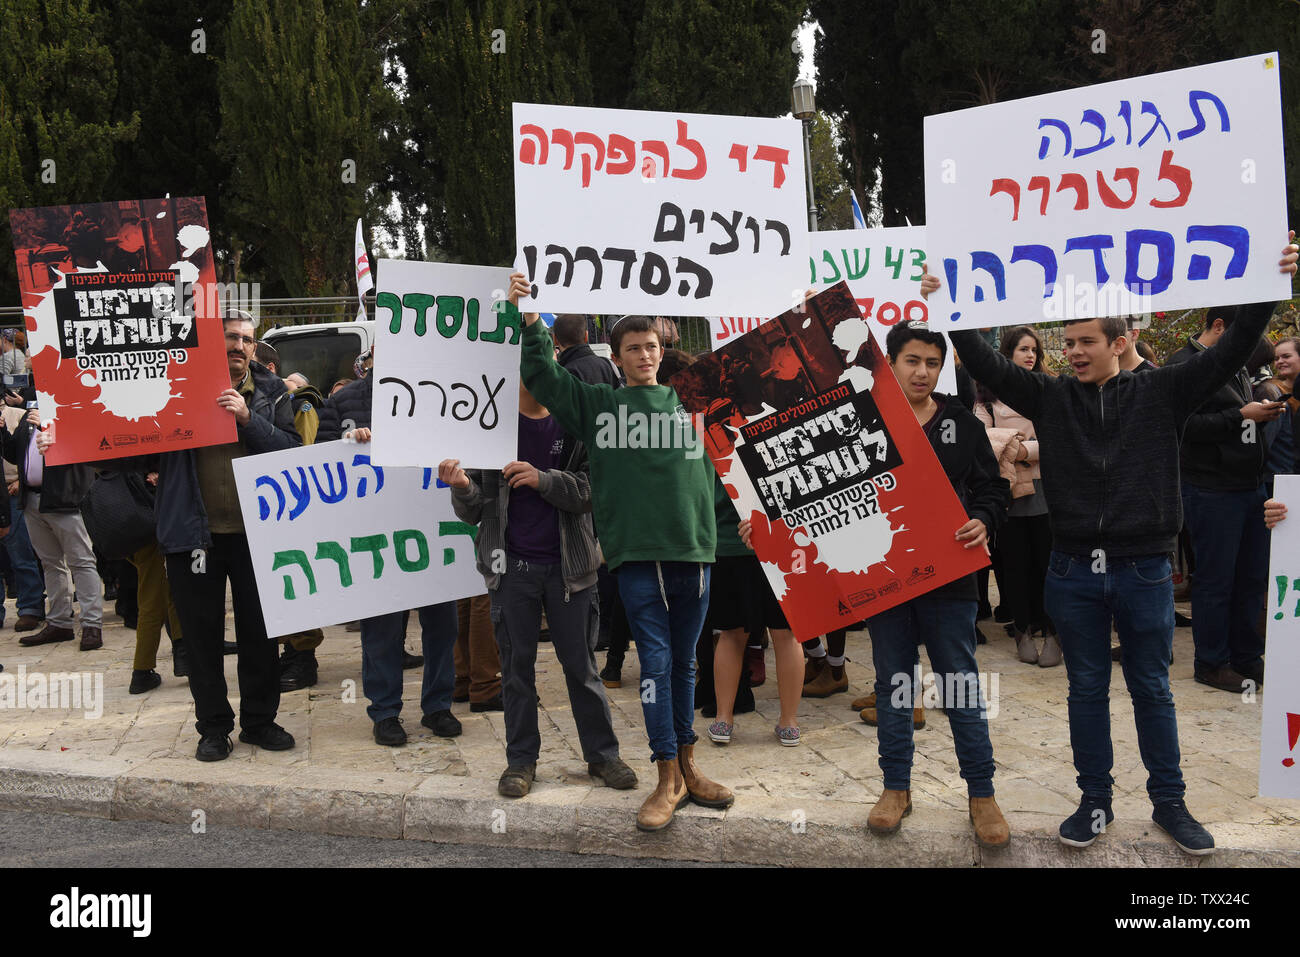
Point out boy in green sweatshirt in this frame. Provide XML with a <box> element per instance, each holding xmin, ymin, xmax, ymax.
<box><xmin>508</xmin><ymin>271</ymin><xmax>731</xmax><ymax>832</ymax></box>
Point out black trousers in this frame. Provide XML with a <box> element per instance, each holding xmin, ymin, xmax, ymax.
<box><xmin>997</xmin><ymin>512</ymin><xmax>1053</xmax><ymax>633</ymax></box>
<box><xmin>166</xmin><ymin>533</ymin><xmax>279</xmax><ymax>737</ymax></box>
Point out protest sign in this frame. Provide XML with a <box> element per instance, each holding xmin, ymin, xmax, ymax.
<box><xmin>9</xmin><ymin>197</ymin><xmax>234</xmax><ymax>465</ymax></box>
<box><xmin>513</xmin><ymin>102</ymin><xmax>809</xmax><ymax>317</ymax></box>
<box><xmin>369</xmin><ymin>260</ymin><xmax>518</xmax><ymax>469</ymax></box>
<box><xmin>709</xmin><ymin>227</ymin><xmax>955</xmax><ymax>393</ymax></box>
<box><xmin>1260</xmin><ymin>474</ymin><xmax>1300</xmax><ymax>798</ymax></box>
<box><xmin>233</xmin><ymin>440</ymin><xmax>485</xmax><ymax>637</ymax></box>
<box><xmin>924</xmin><ymin>52</ymin><xmax>1290</xmax><ymax>329</ymax></box>
<box><xmin>671</xmin><ymin>282</ymin><xmax>989</xmax><ymax>641</ymax></box>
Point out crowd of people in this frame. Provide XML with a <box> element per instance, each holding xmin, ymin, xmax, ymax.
<box><xmin>5</xmin><ymin>229</ymin><xmax>1297</xmax><ymax>855</ymax></box>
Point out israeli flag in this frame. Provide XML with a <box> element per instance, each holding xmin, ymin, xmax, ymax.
<box><xmin>850</xmin><ymin>192</ymin><xmax>867</xmax><ymax>230</ymax></box>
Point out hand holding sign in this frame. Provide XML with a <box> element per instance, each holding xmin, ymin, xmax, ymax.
<box><xmin>437</xmin><ymin>458</ymin><xmax>471</xmax><ymax>490</ymax></box>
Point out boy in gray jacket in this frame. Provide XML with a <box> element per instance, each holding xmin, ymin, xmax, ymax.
<box><xmin>440</xmin><ymin>383</ymin><xmax>636</xmax><ymax>798</ymax></box>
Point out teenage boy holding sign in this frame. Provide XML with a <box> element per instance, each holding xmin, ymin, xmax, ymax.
<box><xmin>934</xmin><ymin>231</ymin><xmax>1299</xmax><ymax>856</ymax></box>
<box><xmin>508</xmin><ymin>272</ymin><xmax>732</xmax><ymax>832</ymax></box>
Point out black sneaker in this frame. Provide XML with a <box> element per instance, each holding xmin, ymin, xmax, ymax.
<box><xmin>498</xmin><ymin>764</ymin><xmax>536</xmax><ymax>798</ymax></box>
<box><xmin>373</xmin><ymin>716</ymin><xmax>407</xmax><ymax>747</ymax></box>
<box><xmin>470</xmin><ymin>693</ymin><xmax>503</xmax><ymax>713</ymax></box>
<box><xmin>128</xmin><ymin>669</ymin><xmax>162</xmax><ymax>694</ymax></box>
<box><xmin>172</xmin><ymin>640</ymin><xmax>192</xmax><ymax>678</ymax></box>
<box><xmin>1058</xmin><ymin>795</ymin><xmax>1114</xmax><ymax>848</ymax></box>
<box><xmin>279</xmin><ymin>647</ymin><xmax>318</xmax><ymax>692</ymax></box>
<box><xmin>196</xmin><ymin>733</ymin><xmax>233</xmax><ymax>762</ymax></box>
<box><xmin>1152</xmin><ymin>800</ymin><xmax>1215</xmax><ymax>856</ymax></box>
<box><xmin>421</xmin><ymin>710</ymin><xmax>462</xmax><ymax>738</ymax></box>
<box><xmin>238</xmin><ymin>723</ymin><xmax>295</xmax><ymax>751</ymax></box>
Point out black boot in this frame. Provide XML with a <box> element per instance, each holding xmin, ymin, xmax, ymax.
<box><xmin>279</xmin><ymin>644</ymin><xmax>318</xmax><ymax>692</ymax></box>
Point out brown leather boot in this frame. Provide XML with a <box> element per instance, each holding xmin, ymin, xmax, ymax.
<box><xmin>860</xmin><ymin>705</ymin><xmax>926</xmax><ymax>730</ymax></box>
<box><xmin>867</xmin><ymin>788</ymin><xmax>912</xmax><ymax>835</ymax></box>
<box><xmin>803</xmin><ymin>661</ymin><xmax>849</xmax><ymax>698</ymax></box>
<box><xmin>803</xmin><ymin>656</ymin><xmax>826</xmax><ymax>685</ymax></box>
<box><xmin>969</xmin><ymin>796</ymin><xmax>1010</xmax><ymax>848</ymax></box>
<box><xmin>677</xmin><ymin>743</ymin><xmax>734</xmax><ymax>809</ymax></box>
<box><xmin>850</xmin><ymin>692</ymin><xmax>876</xmax><ymax>711</ymax></box>
<box><xmin>636</xmin><ymin>759</ymin><xmax>688</xmax><ymax>832</ymax></box>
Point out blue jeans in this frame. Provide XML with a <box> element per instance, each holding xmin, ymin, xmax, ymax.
<box><xmin>1180</xmin><ymin>482</ymin><xmax>1268</xmax><ymax>673</ymax></box>
<box><xmin>1044</xmin><ymin>551</ymin><xmax>1184</xmax><ymax>805</ymax></box>
<box><xmin>360</xmin><ymin>601</ymin><xmax>457</xmax><ymax>722</ymax></box>
<box><xmin>867</xmin><ymin>597</ymin><xmax>995</xmax><ymax>797</ymax></box>
<box><xmin>617</xmin><ymin>561</ymin><xmax>711</xmax><ymax>762</ymax></box>
<box><xmin>4</xmin><ymin>493</ymin><xmax>45</xmax><ymax>618</ymax></box>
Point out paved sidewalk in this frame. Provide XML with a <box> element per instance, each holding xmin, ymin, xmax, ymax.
<box><xmin>1</xmin><ymin>597</ymin><xmax>1296</xmax><ymax>866</ymax></box>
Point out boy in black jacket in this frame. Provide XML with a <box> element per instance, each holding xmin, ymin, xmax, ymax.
<box><xmin>861</xmin><ymin>322</ymin><xmax>1011</xmax><ymax>847</ymax></box>
<box><xmin>937</xmin><ymin>231</ymin><xmax>1299</xmax><ymax>856</ymax></box>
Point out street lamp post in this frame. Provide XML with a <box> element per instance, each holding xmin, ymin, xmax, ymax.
<box><xmin>792</xmin><ymin>77</ymin><xmax>818</xmax><ymax>232</ymax></box>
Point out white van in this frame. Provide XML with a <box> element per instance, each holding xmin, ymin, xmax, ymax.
<box><xmin>260</xmin><ymin>319</ymin><xmax>614</xmax><ymax>394</ymax></box>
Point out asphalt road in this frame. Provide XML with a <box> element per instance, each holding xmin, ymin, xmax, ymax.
<box><xmin>0</xmin><ymin>809</ymin><xmax>744</xmax><ymax>868</ymax></box>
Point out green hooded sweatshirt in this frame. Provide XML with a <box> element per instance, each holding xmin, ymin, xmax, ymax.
<box><xmin>519</xmin><ymin>317</ymin><xmax>715</xmax><ymax>570</ymax></box>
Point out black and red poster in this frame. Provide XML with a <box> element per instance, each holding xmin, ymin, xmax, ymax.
<box><xmin>10</xmin><ymin>197</ymin><xmax>235</xmax><ymax>465</ymax></box>
<box><xmin>671</xmin><ymin>281</ymin><xmax>990</xmax><ymax>641</ymax></box>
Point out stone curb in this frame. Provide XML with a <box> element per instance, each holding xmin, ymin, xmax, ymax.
<box><xmin>2</xmin><ymin>750</ymin><xmax>1296</xmax><ymax>866</ymax></box>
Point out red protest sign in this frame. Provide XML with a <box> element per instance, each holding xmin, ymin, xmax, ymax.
<box><xmin>671</xmin><ymin>282</ymin><xmax>989</xmax><ymax>641</ymax></box>
<box><xmin>10</xmin><ymin>197</ymin><xmax>235</xmax><ymax>465</ymax></box>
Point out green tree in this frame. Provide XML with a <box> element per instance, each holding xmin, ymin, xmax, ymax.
<box><xmin>390</xmin><ymin>0</ymin><xmax>592</xmax><ymax>266</ymax></box>
<box><xmin>807</xmin><ymin>111</ymin><xmax>852</xmax><ymax>231</ymax></box>
<box><xmin>0</xmin><ymin>0</ymin><xmax>139</xmax><ymax>303</ymax></box>
<box><xmin>218</xmin><ymin>0</ymin><xmax>391</xmax><ymax>296</ymax></box>
<box><xmin>628</xmin><ymin>0</ymin><xmax>805</xmax><ymax>115</ymax></box>
<box><xmin>103</xmin><ymin>0</ymin><xmax>234</xmax><ymax>275</ymax></box>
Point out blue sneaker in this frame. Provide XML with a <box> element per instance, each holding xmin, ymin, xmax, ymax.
<box><xmin>1152</xmin><ymin>800</ymin><xmax>1215</xmax><ymax>856</ymax></box>
<box><xmin>1058</xmin><ymin>795</ymin><xmax>1113</xmax><ymax>848</ymax></box>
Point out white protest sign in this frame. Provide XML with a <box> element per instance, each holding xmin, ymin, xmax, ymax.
<box><xmin>810</xmin><ymin>226</ymin><xmax>955</xmax><ymax>395</ymax></box>
<box><xmin>924</xmin><ymin>52</ymin><xmax>1290</xmax><ymax>329</ymax></box>
<box><xmin>513</xmin><ymin>102</ymin><xmax>809</xmax><ymax>317</ymax></box>
<box><xmin>1260</xmin><ymin>474</ymin><xmax>1300</xmax><ymax>798</ymax></box>
<box><xmin>233</xmin><ymin>441</ymin><xmax>485</xmax><ymax>637</ymax></box>
<box><xmin>370</xmin><ymin>260</ymin><xmax>518</xmax><ymax>469</ymax></box>
<box><xmin>709</xmin><ymin>229</ymin><xmax>956</xmax><ymax>391</ymax></box>
<box><xmin>708</xmin><ymin>315</ymin><xmax>766</xmax><ymax>350</ymax></box>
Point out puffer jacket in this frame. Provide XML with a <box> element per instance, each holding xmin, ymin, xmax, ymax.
<box><xmin>316</xmin><ymin>373</ymin><xmax>371</xmax><ymax>441</ymax></box>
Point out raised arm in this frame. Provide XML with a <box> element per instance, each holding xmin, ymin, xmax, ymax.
<box><xmin>512</xmin><ymin>273</ymin><xmax>612</xmax><ymax>442</ymax></box>
<box><xmin>948</xmin><ymin>331</ymin><xmax>1048</xmax><ymax>421</ymax></box>
<box><xmin>920</xmin><ymin>267</ymin><xmax>1048</xmax><ymax>420</ymax></box>
<box><xmin>1156</xmin><ymin>232</ymin><xmax>1299</xmax><ymax>419</ymax></box>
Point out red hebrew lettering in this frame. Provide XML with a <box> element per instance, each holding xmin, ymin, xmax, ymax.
<box><xmin>670</xmin><ymin>120</ymin><xmax>706</xmax><ymax>180</ymax></box>
<box><xmin>753</xmin><ymin>145</ymin><xmax>790</xmax><ymax>188</ymax></box>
